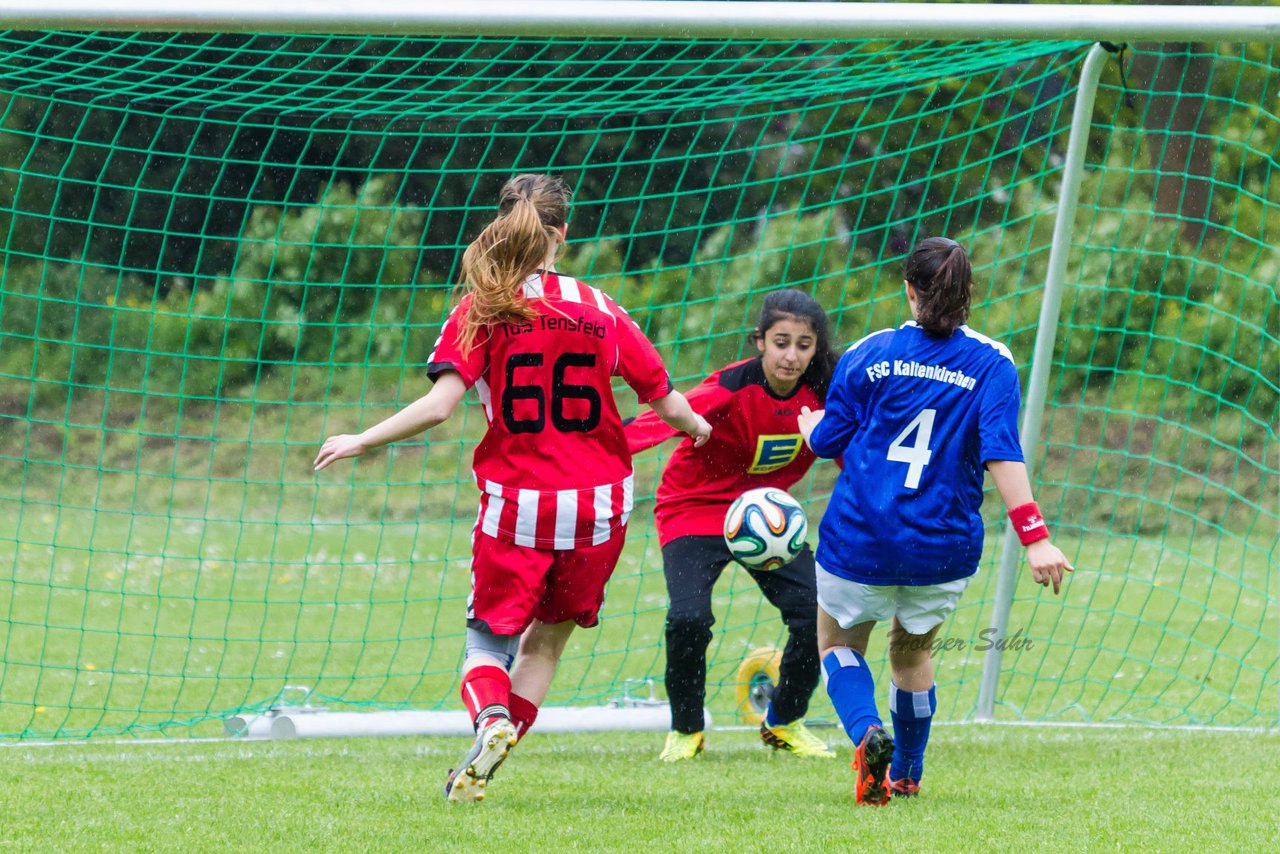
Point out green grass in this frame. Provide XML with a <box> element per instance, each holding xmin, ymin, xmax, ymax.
<box><xmin>2</xmin><ymin>726</ymin><xmax>1277</xmax><ymax>851</ymax></box>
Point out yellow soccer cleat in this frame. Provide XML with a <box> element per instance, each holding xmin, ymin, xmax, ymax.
<box><xmin>759</xmin><ymin>719</ymin><xmax>837</xmax><ymax>758</ymax></box>
<box><xmin>659</xmin><ymin>730</ymin><xmax>706</xmax><ymax>762</ymax></box>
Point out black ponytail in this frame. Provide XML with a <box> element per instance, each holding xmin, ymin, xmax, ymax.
<box><xmin>903</xmin><ymin>236</ymin><xmax>973</xmax><ymax>337</ymax></box>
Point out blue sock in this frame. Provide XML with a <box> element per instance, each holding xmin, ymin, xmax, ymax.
<box><xmin>764</xmin><ymin>703</ymin><xmax>785</xmax><ymax>728</ymax></box>
<box><xmin>821</xmin><ymin>648</ymin><xmax>880</xmax><ymax>745</ymax></box>
<box><xmin>889</xmin><ymin>682</ymin><xmax>936</xmax><ymax>782</ymax></box>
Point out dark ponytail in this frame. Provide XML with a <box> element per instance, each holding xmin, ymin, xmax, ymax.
<box><xmin>903</xmin><ymin>236</ymin><xmax>972</xmax><ymax>337</ymax></box>
<box><xmin>754</xmin><ymin>288</ymin><xmax>839</xmax><ymax>400</ymax></box>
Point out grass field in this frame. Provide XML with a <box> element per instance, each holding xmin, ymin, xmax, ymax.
<box><xmin>2</xmin><ymin>726</ymin><xmax>1278</xmax><ymax>851</ymax></box>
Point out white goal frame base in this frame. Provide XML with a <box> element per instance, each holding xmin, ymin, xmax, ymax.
<box><xmin>225</xmin><ymin>703</ymin><xmax>714</xmax><ymax>740</ymax></box>
<box><xmin>224</xmin><ymin>680</ymin><xmax>715</xmax><ymax>739</ymax></box>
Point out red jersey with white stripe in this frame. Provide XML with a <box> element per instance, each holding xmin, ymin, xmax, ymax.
<box><xmin>428</xmin><ymin>271</ymin><xmax>672</xmax><ymax>549</ymax></box>
<box><xmin>626</xmin><ymin>358</ymin><xmax>822</xmax><ymax>546</ymax></box>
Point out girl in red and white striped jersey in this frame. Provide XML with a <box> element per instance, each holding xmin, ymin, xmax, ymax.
<box><xmin>315</xmin><ymin>174</ymin><xmax>710</xmax><ymax>802</ymax></box>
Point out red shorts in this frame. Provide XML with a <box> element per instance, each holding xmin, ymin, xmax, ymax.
<box><xmin>467</xmin><ymin>528</ymin><xmax>628</xmax><ymax>635</ymax></box>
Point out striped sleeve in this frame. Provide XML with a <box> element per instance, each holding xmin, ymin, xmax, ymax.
<box><xmin>427</xmin><ymin>295</ymin><xmax>486</xmax><ymax>388</ymax></box>
<box><xmin>625</xmin><ymin>370</ymin><xmax>731</xmax><ymax>453</ymax></box>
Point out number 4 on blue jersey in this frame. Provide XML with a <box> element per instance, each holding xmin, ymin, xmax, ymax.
<box><xmin>886</xmin><ymin>408</ymin><xmax>936</xmax><ymax>489</ymax></box>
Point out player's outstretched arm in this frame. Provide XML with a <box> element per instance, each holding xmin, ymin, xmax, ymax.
<box><xmin>647</xmin><ymin>390</ymin><xmax>712</xmax><ymax>448</ymax></box>
<box><xmin>625</xmin><ymin>376</ymin><xmax>728</xmax><ymax>454</ymax></box>
<box><xmin>986</xmin><ymin>459</ymin><xmax>1073</xmax><ymax>595</ymax></box>
<box><xmin>314</xmin><ymin>372</ymin><xmax>468</xmax><ymax>471</ymax></box>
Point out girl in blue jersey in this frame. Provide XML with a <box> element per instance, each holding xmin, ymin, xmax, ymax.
<box><xmin>798</xmin><ymin>236</ymin><xmax>1071</xmax><ymax>805</ymax></box>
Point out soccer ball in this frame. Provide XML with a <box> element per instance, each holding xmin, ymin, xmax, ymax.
<box><xmin>723</xmin><ymin>487</ymin><xmax>808</xmax><ymax>571</ymax></box>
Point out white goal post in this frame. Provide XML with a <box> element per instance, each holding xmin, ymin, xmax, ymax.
<box><xmin>1</xmin><ymin>1</ymin><xmax>1279</xmax><ymax>41</ymax></box>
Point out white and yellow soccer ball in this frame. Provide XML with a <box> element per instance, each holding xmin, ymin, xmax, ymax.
<box><xmin>723</xmin><ymin>487</ymin><xmax>808</xmax><ymax>571</ymax></box>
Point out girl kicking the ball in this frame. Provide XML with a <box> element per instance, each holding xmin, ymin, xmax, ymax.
<box><xmin>315</xmin><ymin>174</ymin><xmax>710</xmax><ymax>803</ymax></box>
<box><xmin>626</xmin><ymin>289</ymin><xmax>839</xmax><ymax>761</ymax></box>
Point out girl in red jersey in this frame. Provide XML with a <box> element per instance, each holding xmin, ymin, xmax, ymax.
<box><xmin>315</xmin><ymin>174</ymin><xmax>710</xmax><ymax>803</ymax></box>
<box><xmin>626</xmin><ymin>289</ymin><xmax>839</xmax><ymax>761</ymax></box>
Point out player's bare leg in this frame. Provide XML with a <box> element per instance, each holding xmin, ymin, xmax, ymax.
<box><xmin>817</xmin><ymin>608</ymin><xmax>874</xmax><ymax>657</ymax></box>
<box><xmin>510</xmin><ymin>619</ymin><xmax>576</xmax><ymax>705</ymax></box>
<box><xmin>887</xmin><ymin>617</ymin><xmax>938</xmax><ymax>692</ymax></box>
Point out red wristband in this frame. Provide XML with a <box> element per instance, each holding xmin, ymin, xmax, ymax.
<box><xmin>1008</xmin><ymin>502</ymin><xmax>1050</xmax><ymax>546</ymax></box>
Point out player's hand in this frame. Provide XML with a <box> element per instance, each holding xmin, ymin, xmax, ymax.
<box><xmin>798</xmin><ymin>405</ymin><xmax>825</xmax><ymax>443</ymax></box>
<box><xmin>1025</xmin><ymin>539</ymin><xmax>1073</xmax><ymax>595</ymax></box>
<box><xmin>687</xmin><ymin>413</ymin><xmax>712</xmax><ymax>448</ymax></box>
<box><xmin>314</xmin><ymin>433</ymin><xmax>368</xmax><ymax>471</ymax></box>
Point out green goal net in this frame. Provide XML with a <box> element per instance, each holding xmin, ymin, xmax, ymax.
<box><xmin>0</xmin><ymin>32</ymin><xmax>1274</xmax><ymax>739</ymax></box>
